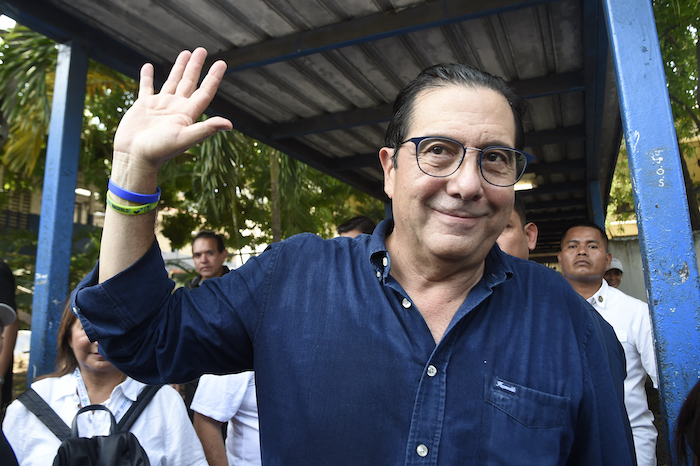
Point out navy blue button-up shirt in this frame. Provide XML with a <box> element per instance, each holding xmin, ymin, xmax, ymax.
<box><xmin>72</xmin><ymin>219</ymin><xmax>634</xmax><ymax>465</ymax></box>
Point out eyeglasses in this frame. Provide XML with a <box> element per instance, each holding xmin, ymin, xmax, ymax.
<box><xmin>399</xmin><ymin>136</ymin><xmax>534</xmax><ymax>187</ymax></box>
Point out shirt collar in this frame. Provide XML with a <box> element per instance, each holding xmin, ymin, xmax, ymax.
<box><xmin>484</xmin><ymin>244</ymin><xmax>515</xmax><ymax>289</ymax></box>
<box><xmin>369</xmin><ymin>218</ymin><xmax>394</xmax><ymax>284</ymax></box>
<box><xmin>367</xmin><ymin>218</ymin><xmax>513</xmax><ymax>288</ymax></box>
<box><xmin>588</xmin><ymin>279</ymin><xmax>609</xmax><ymax>308</ymax></box>
<box><xmin>51</xmin><ymin>372</ymin><xmax>141</xmax><ymax>403</ymax></box>
<box><xmin>118</xmin><ymin>376</ymin><xmax>143</xmax><ymax>402</ymax></box>
<box><xmin>53</xmin><ymin>372</ymin><xmax>81</xmax><ymax>401</ymax></box>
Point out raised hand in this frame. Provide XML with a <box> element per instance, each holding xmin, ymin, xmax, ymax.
<box><xmin>113</xmin><ymin>48</ymin><xmax>233</xmax><ymax>173</ymax></box>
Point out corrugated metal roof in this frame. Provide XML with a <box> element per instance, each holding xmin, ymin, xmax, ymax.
<box><xmin>0</xmin><ymin>0</ymin><xmax>622</xmax><ymax>259</ymax></box>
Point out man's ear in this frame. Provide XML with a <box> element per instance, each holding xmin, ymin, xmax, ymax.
<box><xmin>379</xmin><ymin>147</ymin><xmax>395</xmax><ymax>200</ymax></box>
<box><xmin>606</xmin><ymin>252</ymin><xmax>612</xmax><ymax>270</ymax></box>
<box><xmin>524</xmin><ymin>222</ymin><xmax>538</xmax><ymax>251</ymax></box>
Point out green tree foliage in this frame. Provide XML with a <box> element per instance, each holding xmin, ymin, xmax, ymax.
<box><xmin>0</xmin><ymin>25</ymin><xmax>137</xmax><ymax>184</ymax></box>
<box><xmin>655</xmin><ymin>0</ymin><xmax>700</xmax><ymax>139</ymax></box>
<box><xmin>161</xmin><ymin>128</ymin><xmax>385</xmax><ymax>251</ymax></box>
<box><xmin>608</xmin><ymin>1</ymin><xmax>700</xmax><ymax>224</ymax></box>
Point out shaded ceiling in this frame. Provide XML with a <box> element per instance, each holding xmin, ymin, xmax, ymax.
<box><xmin>0</xmin><ymin>0</ymin><xmax>622</xmax><ymax>261</ymax></box>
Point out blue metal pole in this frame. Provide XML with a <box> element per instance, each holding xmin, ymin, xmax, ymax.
<box><xmin>602</xmin><ymin>0</ymin><xmax>700</xmax><ymax>463</ymax></box>
<box><xmin>28</xmin><ymin>42</ymin><xmax>88</xmax><ymax>383</ymax></box>
<box><xmin>588</xmin><ymin>179</ymin><xmax>605</xmax><ymax>228</ymax></box>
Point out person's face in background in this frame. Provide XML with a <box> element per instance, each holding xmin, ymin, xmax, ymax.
<box><xmin>558</xmin><ymin>226</ymin><xmax>611</xmax><ymax>284</ymax></box>
<box><xmin>69</xmin><ymin>319</ymin><xmax>119</xmax><ymax>377</ymax></box>
<box><xmin>496</xmin><ymin>209</ymin><xmax>538</xmax><ymax>260</ymax></box>
<box><xmin>604</xmin><ymin>268</ymin><xmax>623</xmax><ymax>288</ymax></box>
<box><xmin>192</xmin><ymin>237</ymin><xmax>227</xmax><ymax>280</ymax></box>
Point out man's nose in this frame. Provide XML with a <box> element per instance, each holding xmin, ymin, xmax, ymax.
<box><xmin>445</xmin><ymin>156</ymin><xmax>484</xmax><ymax>199</ymax></box>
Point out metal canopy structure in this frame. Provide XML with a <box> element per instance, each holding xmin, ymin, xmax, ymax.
<box><xmin>2</xmin><ymin>0</ymin><xmax>621</xmax><ymax>261</ymax></box>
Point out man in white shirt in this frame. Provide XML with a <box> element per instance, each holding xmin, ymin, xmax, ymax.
<box><xmin>191</xmin><ymin>372</ymin><xmax>260</xmax><ymax>466</ymax></box>
<box><xmin>605</xmin><ymin>257</ymin><xmax>624</xmax><ymax>288</ymax></box>
<box><xmin>558</xmin><ymin>222</ymin><xmax>659</xmax><ymax>466</ymax></box>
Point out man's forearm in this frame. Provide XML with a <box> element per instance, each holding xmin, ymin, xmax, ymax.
<box><xmin>193</xmin><ymin>412</ymin><xmax>228</xmax><ymax>466</ymax></box>
<box><xmin>0</xmin><ymin>320</ymin><xmax>19</xmax><ymax>407</ymax></box>
<box><xmin>98</xmin><ymin>164</ymin><xmax>159</xmax><ymax>283</ymax></box>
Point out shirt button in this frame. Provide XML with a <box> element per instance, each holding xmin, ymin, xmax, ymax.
<box><xmin>401</xmin><ymin>298</ymin><xmax>411</xmax><ymax>309</ymax></box>
<box><xmin>427</xmin><ymin>365</ymin><xmax>437</xmax><ymax>377</ymax></box>
<box><xmin>382</xmin><ymin>256</ymin><xmax>388</xmax><ymax>267</ymax></box>
<box><xmin>416</xmin><ymin>444</ymin><xmax>428</xmax><ymax>457</ymax></box>
<box><xmin>376</xmin><ymin>271</ymin><xmax>381</xmax><ymax>278</ymax></box>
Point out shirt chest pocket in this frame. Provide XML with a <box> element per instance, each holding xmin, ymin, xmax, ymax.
<box><xmin>478</xmin><ymin>377</ymin><xmax>571</xmax><ymax>465</ymax></box>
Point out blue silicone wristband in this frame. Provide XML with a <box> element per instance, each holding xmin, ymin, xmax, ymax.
<box><xmin>108</xmin><ymin>179</ymin><xmax>161</xmax><ymax>204</ymax></box>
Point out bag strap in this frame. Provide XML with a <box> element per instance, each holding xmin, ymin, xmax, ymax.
<box><xmin>116</xmin><ymin>385</ymin><xmax>162</xmax><ymax>432</ymax></box>
<box><xmin>71</xmin><ymin>404</ymin><xmax>118</xmax><ymax>438</ymax></box>
<box><xmin>17</xmin><ymin>388</ymin><xmax>71</xmax><ymax>441</ymax></box>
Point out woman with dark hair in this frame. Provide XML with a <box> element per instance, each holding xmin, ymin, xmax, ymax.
<box><xmin>2</xmin><ymin>303</ymin><xmax>207</xmax><ymax>465</ymax></box>
<box><xmin>675</xmin><ymin>379</ymin><xmax>700</xmax><ymax>465</ymax></box>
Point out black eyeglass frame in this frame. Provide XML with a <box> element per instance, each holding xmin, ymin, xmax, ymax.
<box><xmin>399</xmin><ymin>136</ymin><xmax>535</xmax><ymax>187</ymax></box>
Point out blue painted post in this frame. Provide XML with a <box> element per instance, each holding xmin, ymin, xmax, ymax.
<box><xmin>602</xmin><ymin>0</ymin><xmax>700</xmax><ymax>463</ymax></box>
<box><xmin>28</xmin><ymin>42</ymin><xmax>88</xmax><ymax>383</ymax></box>
<box><xmin>588</xmin><ymin>180</ymin><xmax>605</xmax><ymax>228</ymax></box>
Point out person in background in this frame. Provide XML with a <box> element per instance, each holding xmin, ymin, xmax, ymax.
<box><xmin>558</xmin><ymin>221</ymin><xmax>658</xmax><ymax>466</ymax></box>
<box><xmin>191</xmin><ymin>372</ymin><xmax>260</xmax><ymax>466</ymax></box>
<box><xmin>336</xmin><ymin>216</ymin><xmax>376</xmax><ymax>238</ymax></box>
<box><xmin>497</xmin><ymin>200</ymin><xmax>634</xmax><ymax>461</ymax></box>
<box><xmin>182</xmin><ymin>231</ymin><xmax>231</xmax><ymax>420</ymax></box>
<box><xmin>2</xmin><ymin>303</ymin><xmax>207</xmax><ymax>466</ymax></box>
<box><xmin>187</xmin><ymin>232</ymin><xmax>257</xmax><ymax>464</ymax></box>
<box><xmin>674</xmin><ymin>378</ymin><xmax>700</xmax><ymax>466</ymax></box>
<box><xmin>186</xmin><ymin>231</ymin><xmax>230</xmax><ymax>290</ymax></box>
<box><xmin>0</xmin><ymin>260</ymin><xmax>18</xmax><ymax>465</ymax></box>
<box><xmin>495</xmin><ymin>194</ymin><xmax>537</xmax><ymax>259</ymax></box>
<box><xmin>0</xmin><ymin>260</ymin><xmax>19</xmax><ymax>412</ymax></box>
<box><xmin>605</xmin><ymin>257</ymin><xmax>624</xmax><ymax>288</ymax></box>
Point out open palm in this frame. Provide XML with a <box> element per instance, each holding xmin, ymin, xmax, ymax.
<box><xmin>113</xmin><ymin>48</ymin><xmax>232</xmax><ymax>170</ymax></box>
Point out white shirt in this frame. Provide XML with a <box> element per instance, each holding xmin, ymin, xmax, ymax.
<box><xmin>191</xmin><ymin>372</ymin><xmax>260</xmax><ymax>466</ymax></box>
<box><xmin>590</xmin><ymin>280</ymin><xmax>659</xmax><ymax>466</ymax></box>
<box><xmin>3</xmin><ymin>373</ymin><xmax>207</xmax><ymax>466</ymax></box>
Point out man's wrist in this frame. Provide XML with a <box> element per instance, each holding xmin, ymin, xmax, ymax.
<box><xmin>110</xmin><ymin>152</ymin><xmax>160</xmax><ymax>196</ymax></box>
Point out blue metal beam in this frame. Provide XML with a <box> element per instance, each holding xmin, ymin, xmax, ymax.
<box><xmin>28</xmin><ymin>42</ymin><xmax>88</xmax><ymax>383</ymax></box>
<box><xmin>602</xmin><ymin>0</ymin><xmax>700</xmax><ymax>463</ymax></box>
<box><xmin>588</xmin><ymin>179</ymin><xmax>605</xmax><ymax>228</ymax></box>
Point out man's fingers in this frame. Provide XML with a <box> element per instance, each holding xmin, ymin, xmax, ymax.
<box><xmin>138</xmin><ymin>63</ymin><xmax>155</xmax><ymax>100</ymax></box>
<box><xmin>188</xmin><ymin>59</ymin><xmax>228</xmax><ymax>114</ymax></box>
<box><xmin>177</xmin><ymin>118</ymin><xmax>233</xmax><ymax>150</ymax></box>
<box><xmin>206</xmin><ymin>116</ymin><xmax>233</xmax><ymax>132</ymax></box>
<box><xmin>161</xmin><ymin>50</ymin><xmax>193</xmax><ymax>95</ymax></box>
<box><xmin>176</xmin><ymin>47</ymin><xmax>209</xmax><ymax>97</ymax></box>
